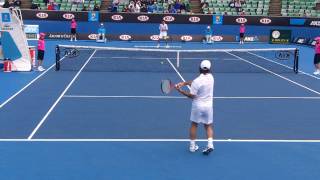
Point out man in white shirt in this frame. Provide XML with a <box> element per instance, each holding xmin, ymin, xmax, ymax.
<box><xmin>175</xmin><ymin>60</ymin><xmax>214</xmax><ymax>155</ymax></box>
<box><xmin>157</xmin><ymin>21</ymin><xmax>169</xmax><ymax>48</ymax></box>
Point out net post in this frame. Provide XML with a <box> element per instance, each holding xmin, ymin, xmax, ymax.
<box><xmin>55</xmin><ymin>45</ymin><xmax>60</xmax><ymax>71</ymax></box>
<box><xmin>177</xmin><ymin>51</ymin><xmax>180</xmax><ymax>68</ymax></box>
<box><xmin>294</xmin><ymin>48</ymin><xmax>299</xmax><ymax>74</ymax></box>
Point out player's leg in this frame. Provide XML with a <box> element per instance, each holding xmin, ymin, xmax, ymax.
<box><xmin>165</xmin><ymin>36</ymin><xmax>169</xmax><ymax>48</ymax></box>
<box><xmin>37</xmin><ymin>50</ymin><xmax>45</xmax><ymax>71</ymax></box>
<box><xmin>202</xmin><ymin>108</ymin><xmax>214</xmax><ymax>155</ymax></box>
<box><xmin>202</xmin><ymin>123</ymin><xmax>214</xmax><ymax>155</ymax></box>
<box><xmin>189</xmin><ymin>122</ymin><xmax>199</xmax><ymax>152</ymax></box>
<box><xmin>313</xmin><ymin>54</ymin><xmax>320</xmax><ymax>75</ymax></box>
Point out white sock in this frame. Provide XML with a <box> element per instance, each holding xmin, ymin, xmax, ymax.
<box><xmin>190</xmin><ymin>140</ymin><xmax>196</xmax><ymax>147</ymax></box>
<box><xmin>208</xmin><ymin>138</ymin><xmax>213</xmax><ymax>148</ymax></box>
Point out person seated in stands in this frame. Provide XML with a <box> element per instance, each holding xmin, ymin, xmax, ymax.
<box><xmin>13</xmin><ymin>0</ymin><xmax>21</xmax><ymax>7</ymax></box>
<box><xmin>234</xmin><ymin>0</ymin><xmax>242</xmax><ymax>12</ymax></box>
<box><xmin>134</xmin><ymin>1</ymin><xmax>141</xmax><ymax>13</ymax></box>
<box><xmin>30</xmin><ymin>3</ymin><xmax>39</xmax><ymax>9</ymax></box>
<box><xmin>2</xmin><ymin>0</ymin><xmax>11</xmax><ymax>8</ymax></box>
<box><xmin>53</xmin><ymin>2</ymin><xmax>59</xmax><ymax>10</ymax></box>
<box><xmin>47</xmin><ymin>2</ymin><xmax>54</xmax><ymax>10</ymax></box>
<box><xmin>43</xmin><ymin>0</ymin><xmax>49</xmax><ymax>5</ymax></box>
<box><xmin>93</xmin><ymin>4</ymin><xmax>100</xmax><ymax>11</ymax></box>
<box><xmin>123</xmin><ymin>5</ymin><xmax>130</xmax><ymax>12</ymax></box>
<box><xmin>147</xmin><ymin>3</ymin><xmax>154</xmax><ymax>13</ymax></box>
<box><xmin>169</xmin><ymin>4</ymin><xmax>177</xmax><ymax>13</ymax></box>
<box><xmin>153</xmin><ymin>2</ymin><xmax>159</xmax><ymax>13</ymax></box>
<box><xmin>111</xmin><ymin>0</ymin><xmax>119</xmax><ymax>12</ymax></box>
<box><xmin>128</xmin><ymin>1</ymin><xmax>135</xmax><ymax>12</ymax></box>
<box><xmin>180</xmin><ymin>3</ymin><xmax>186</xmax><ymax>13</ymax></box>
<box><xmin>174</xmin><ymin>0</ymin><xmax>181</xmax><ymax>12</ymax></box>
<box><xmin>141</xmin><ymin>4</ymin><xmax>147</xmax><ymax>12</ymax></box>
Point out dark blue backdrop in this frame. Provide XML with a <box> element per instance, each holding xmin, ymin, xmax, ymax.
<box><xmin>24</xmin><ymin>20</ymin><xmax>320</xmax><ymax>38</ymax></box>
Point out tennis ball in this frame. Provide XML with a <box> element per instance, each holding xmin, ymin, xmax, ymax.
<box><xmin>160</xmin><ymin>61</ymin><xmax>164</xmax><ymax>64</ymax></box>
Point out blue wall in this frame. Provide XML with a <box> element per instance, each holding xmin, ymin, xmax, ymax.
<box><xmin>24</xmin><ymin>20</ymin><xmax>320</xmax><ymax>39</ymax></box>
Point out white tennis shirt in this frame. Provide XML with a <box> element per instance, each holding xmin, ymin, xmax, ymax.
<box><xmin>159</xmin><ymin>24</ymin><xmax>168</xmax><ymax>32</ymax></box>
<box><xmin>190</xmin><ymin>73</ymin><xmax>214</xmax><ymax>108</ymax></box>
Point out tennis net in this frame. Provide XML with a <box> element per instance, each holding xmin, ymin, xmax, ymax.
<box><xmin>55</xmin><ymin>45</ymin><xmax>299</xmax><ymax>74</ymax></box>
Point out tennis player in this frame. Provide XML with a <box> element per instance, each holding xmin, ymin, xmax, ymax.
<box><xmin>70</xmin><ymin>18</ymin><xmax>77</xmax><ymax>41</ymax></box>
<box><xmin>314</xmin><ymin>38</ymin><xmax>320</xmax><ymax>75</ymax></box>
<box><xmin>157</xmin><ymin>21</ymin><xmax>169</xmax><ymax>48</ymax></box>
<box><xmin>239</xmin><ymin>24</ymin><xmax>245</xmax><ymax>44</ymax></box>
<box><xmin>37</xmin><ymin>33</ymin><xmax>46</xmax><ymax>71</ymax></box>
<box><xmin>175</xmin><ymin>60</ymin><xmax>214</xmax><ymax>155</ymax></box>
<box><xmin>205</xmin><ymin>25</ymin><xmax>212</xmax><ymax>44</ymax></box>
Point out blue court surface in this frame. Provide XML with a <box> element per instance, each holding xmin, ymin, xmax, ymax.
<box><xmin>0</xmin><ymin>41</ymin><xmax>320</xmax><ymax>179</ymax></box>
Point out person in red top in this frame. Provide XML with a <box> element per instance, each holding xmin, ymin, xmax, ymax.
<box><xmin>70</xmin><ymin>18</ymin><xmax>77</xmax><ymax>41</ymax></box>
<box><xmin>239</xmin><ymin>23</ymin><xmax>245</xmax><ymax>44</ymax></box>
<box><xmin>313</xmin><ymin>37</ymin><xmax>320</xmax><ymax>75</ymax></box>
<box><xmin>47</xmin><ymin>2</ymin><xmax>54</xmax><ymax>10</ymax></box>
<box><xmin>37</xmin><ymin>33</ymin><xmax>46</xmax><ymax>71</ymax></box>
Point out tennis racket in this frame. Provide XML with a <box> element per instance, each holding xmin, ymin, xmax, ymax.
<box><xmin>161</xmin><ymin>79</ymin><xmax>175</xmax><ymax>94</ymax></box>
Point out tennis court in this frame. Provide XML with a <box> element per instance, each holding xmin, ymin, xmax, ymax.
<box><xmin>0</xmin><ymin>42</ymin><xmax>319</xmax><ymax>179</ymax></box>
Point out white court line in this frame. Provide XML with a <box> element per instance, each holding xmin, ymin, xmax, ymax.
<box><xmin>91</xmin><ymin>57</ymin><xmax>240</xmax><ymax>61</ymax></box>
<box><xmin>134</xmin><ymin>45</ymin><xmax>182</xmax><ymax>48</ymax></box>
<box><xmin>63</xmin><ymin>95</ymin><xmax>320</xmax><ymax>99</ymax></box>
<box><xmin>166</xmin><ymin>58</ymin><xmax>190</xmax><ymax>90</ymax></box>
<box><xmin>247</xmin><ymin>51</ymin><xmax>320</xmax><ymax>80</ymax></box>
<box><xmin>226</xmin><ymin>52</ymin><xmax>320</xmax><ymax>96</ymax></box>
<box><xmin>28</xmin><ymin>50</ymin><xmax>97</xmax><ymax>140</ymax></box>
<box><xmin>0</xmin><ymin>139</ymin><xmax>320</xmax><ymax>143</ymax></box>
<box><xmin>0</xmin><ymin>56</ymin><xmax>66</xmax><ymax>109</ymax></box>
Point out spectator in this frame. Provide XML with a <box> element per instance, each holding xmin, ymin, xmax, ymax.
<box><xmin>169</xmin><ymin>4</ymin><xmax>176</xmax><ymax>13</ymax></box>
<box><xmin>141</xmin><ymin>4</ymin><xmax>147</xmax><ymax>12</ymax></box>
<box><xmin>2</xmin><ymin>0</ymin><xmax>10</xmax><ymax>8</ymax></box>
<box><xmin>47</xmin><ymin>2</ymin><xmax>54</xmax><ymax>10</ymax></box>
<box><xmin>152</xmin><ymin>2</ymin><xmax>158</xmax><ymax>13</ymax></box>
<box><xmin>174</xmin><ymin>0</ymin><xmax>181</xmax><ymax>11</ymax></box>
<box><xmin>134</xmin><ymin>1</ymin><xmax>141</xmax><ymax>13</ymax></box>
<box><xmin>128</xmin><ymin>1</ymin><xmax>135</xmax><ymax>12</ymax></box>
<box><xmin>234</xmin><ymin>0</ymin><xmax>242</xmax><ymax>12</ymax></box>
<box><xmin>30</xmin><ymin>3</ymin><xmax>39</xmax><ymax>9</ymax></box>
<box><xmin>93</xmin><ymin>4</ymin><xmax>100</xmax><ymax>11</ymax></box>
<box><xmin>122</xmin><ymin>4</ymin><xmax>130</xmax><ymax>12</ymax></box>
<box><xmin>53</xmin><ymin>2</ymin><xmax>59</xmax><ymax>10</ymax></box>
<box><xmin>13</xmin><ymin>0</ymin><xmax>21</xmax><ymax>7</ymax></box>
<box><xmin>147</xmin><ymin>3</ymin><xmax>154</xmax><ymax>13</ymax></box>
<box><xmin>180</xmin><ymin>3</ymin><xmax>186</xmax><ymax>12</ymax></box>
<box><xmin>111</xmin><ymin>0</ymin><xmax>119</xmax><ymax>12</ymax></box>
<box><xmin>43</xmin><ymin>0</ymin><xmax>49</xmax><ymax>5</ymax></box>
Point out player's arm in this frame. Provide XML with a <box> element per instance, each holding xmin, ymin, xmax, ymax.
<box><xmin>175</xmin><ymin>87</ymin><xmax>195</xmax><ymax>99</ymax></box>
<box><xmin>176</xmin><ymin>81</ymin><xmax>192</xmax><ymax>88</ymax></box>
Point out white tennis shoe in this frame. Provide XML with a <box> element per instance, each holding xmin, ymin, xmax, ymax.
<box><xmin>189</xmin><ymin>144</ymin><xmax>199</xmax><ymax>152</ymax></box>
<box><xmin>38</xmin><ymin>66</ymin><xmax>45</xmax><ymax>72</ymax></box>
<box><xmin>313</xmin><ymin>70</ymin><xmax>320</xmax><ymax>75</ymax></box>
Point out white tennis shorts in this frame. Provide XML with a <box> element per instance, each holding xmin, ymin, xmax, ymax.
<box><xmin>190</xmin><ymin>106</ymin><xmax>213</xmax><ymax>124</ymax></box>
<box><xmin>159</xmin><ymin>32</ymin><xmax>167</xmax><ymax>39</ymax></box>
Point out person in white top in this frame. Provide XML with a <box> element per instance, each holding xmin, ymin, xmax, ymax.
<box><xmin>157</xmin><ymin>21</ymin><xmax>169</xmax><ymax>48</ymax></box>
<box><xmin>175</xmin><ymin>60</ymin><xmax>214</xmax><ymax>155</ymax></box>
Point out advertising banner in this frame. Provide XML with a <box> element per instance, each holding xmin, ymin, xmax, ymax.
<box><xmin>269</xmin><ymin>29</ymin><xmax>291</xmax><ymax>44</ymax></box>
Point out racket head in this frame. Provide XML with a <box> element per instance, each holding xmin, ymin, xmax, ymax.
<box><xmin>161</xmin><ymin>79</ymin><xmax>174</xmax><ymax>94</ymax></box>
